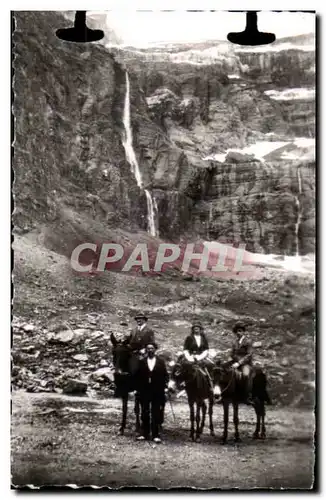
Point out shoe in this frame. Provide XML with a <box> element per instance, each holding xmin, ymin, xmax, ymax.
<box><xmin>153</xmin><ymin>437</ymin><xmax>162</xmax><ymax>443</ymax></box>
<box><xmin>136</xmin><ymin>435</ymin><xmax>146</xmax><ymax>441</ymax></box>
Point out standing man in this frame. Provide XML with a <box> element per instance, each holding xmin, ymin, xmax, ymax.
<box><xmin>135</xmin><ymin>343</ymin><xmax>169</xmax><ymax>443</ymax></box>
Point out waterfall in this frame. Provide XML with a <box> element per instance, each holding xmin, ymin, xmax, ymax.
<box><xmin>121</xmin><ymin>71</ymin><xmax>158</xmax><ymax>237</ymax></box>
<box><xmin>294</xmin><ymin>166</ymin><xmax>303</xmax><ymax>256</ymax></box>
<box><xmin>145</xmin><ymin>189</ymin><xmax>156</xmax><ymax>237</ymax></box>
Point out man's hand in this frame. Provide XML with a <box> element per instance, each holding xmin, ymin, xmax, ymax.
<box><xmin>232</xmin><ymin>362</ymin><xmax>240</xmax><ymax>369</ymax></box>
<box><xmin>140</xmin><ymin>348</ymin><xmax>146</xmax><ymax>355</ymax></box>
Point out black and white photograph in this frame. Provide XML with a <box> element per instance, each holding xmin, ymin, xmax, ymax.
<box><xmin>11</xmin><ymin>9</ymin><xmax>316</xmax><ymax>489</ymax></box>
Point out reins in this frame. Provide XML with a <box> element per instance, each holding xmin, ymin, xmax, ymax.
<box><xmin>220</xmin><ymin>367</ymin><xmax>235</xmax><ymax>395</ymax></box>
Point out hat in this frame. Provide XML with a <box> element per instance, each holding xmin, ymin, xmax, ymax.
<box><xmin>146</xmin><ymin>341</ymin><xmax>158</xmax><ymax>350</ymax></box>
<box><xmin>233</xmin><ymin>322</ymin><xmax>246</xmax><ymax>333</ymax></box>
<box><xmin>134</xmin><ymin>313</ymin><xmax>148</xmax><ymax>321</ymax></box>
<box><xmin>191</xmin><ymin>321</ymin><xmax>203</xmax><ymax>330</ymax></box>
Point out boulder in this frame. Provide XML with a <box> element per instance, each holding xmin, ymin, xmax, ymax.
<box><xmin>89</xmin><ymin>367</ymin><xmax>115</xmax><ymax>383</ymax></box>
<box><xmin>49</xmin><ymin>330</ymin><xmax>74</xmax><ymax>343</ymax></box>
<box><xmin>99</xmin><ymin>359</ymin><xmax>109</xmax><ymax>367</ymax></box>
<box><xmin>225</xmin><ymin>151</ymin><xmax>256</xmax><ymax>163</ymax></box>
<box><xmin>23</xmin><ymin>324</ymin><xmax>35</xmax><ymax>332</ymax></box>
<box><xmin>62</xmin><ymin>378</ymin><xmax>88</xmax><ymax>395</ymax></box>
<box><xmin>72</xmin><ymin>354</ymin><xmax>88</xmax><ymax>362</ymax></box>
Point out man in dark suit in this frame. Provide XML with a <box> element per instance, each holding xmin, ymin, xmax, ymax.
<box><xmin>127</xmin><ymin>313</ymin><xmax>156</xmax><ymax>352</ymax></box>
<box><xmin>126</xmin><ymin>313</ymin><xmax>156</xmax><ymax>374</ymax></box>
<box><xmin>135</xmin><ymin>342</ymin><xmax>169</xmax><ymax>443</ymax></box>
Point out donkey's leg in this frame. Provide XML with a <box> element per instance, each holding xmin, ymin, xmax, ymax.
<box><xmin>208</xmin><ymin>396</ymin><xmax>215</xmax><ymax>437</ymax></box>
<box><xmin>134</xmin><ymin>393</ymin><xmax>141</xmax><ymax>434</ymax></box>
<box><xmin>189</xmin><ymin>402</ymin><xmax>195</xmax><ymax>441</ymax></box>
<box><xmin>260</xmin><ymin>400</ymin><xmax>266</xmax><ymax>439</ymax></box>
<box><xmin>253</xmin><ymin>400</ymin><xmax>261</xmax><ymax>439</ymax></box>
<box><xmin>195</xmin><ymin>403</ymin><xmax>202</xmax><ymax>442</ymax></box>
<box><xmin>119</xmin><ymin>394</ymin><xmax>128</xmax><ymax>435</ymax></box>
<box><xmin>200</xmin><ymin>400</ymin><xmax>207</xmax><ymax>435</ymax></box>
<box><xmin>222</xmin><ymin>400</ymin><xmax>229</xmax><ymax>444</ymax></box>
<box><xmin>233</xmin><ymin>401</ymin><xmax>240</xmax><ymax>442</ymax></box>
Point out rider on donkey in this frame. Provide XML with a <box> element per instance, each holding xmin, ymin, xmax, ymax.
<box><xmin>229</xmin><ymin>322</ymin><xmax>254</xmax><ymax>403</ymax></box>
<box><xmin>125</xmin><ymin>312</ymin><xmax>156</xmax><ymax>373</ymax></box>
<box><xmin>183</xmin><ymin>321</ymin><xmax>209</xmax><ymax>364</ymax></box>
<box><xmin>182</xmin><ymin>321</ymin><xmax>214</xmax><ymax>389</ymax></box>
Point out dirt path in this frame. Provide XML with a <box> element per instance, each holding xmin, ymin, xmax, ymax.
<box><xmin>11</xmin><ymin>391</ymin><xmax>315</xmax><ymax>489</ymax></box>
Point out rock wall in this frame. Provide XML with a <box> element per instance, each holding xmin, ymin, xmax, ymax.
<box><xmin>13</xmin><ymin>11</ymin><xmax>147</xmax><ymax>237</ymax></box>
<box><xmin>13</xmin><ymin>12</ymin><xmax>315</xmax><ymax>256</ymax></box>
<box><xmin>113</xmin><ymin>37</ymin><xmax>315</xmax><ymax>254</ymax></box>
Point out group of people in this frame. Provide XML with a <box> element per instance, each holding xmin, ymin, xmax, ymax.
<box><xmin>119</xmin><ymin>312</ymin><xmax>256</xmax><ymax>443</ymax></box>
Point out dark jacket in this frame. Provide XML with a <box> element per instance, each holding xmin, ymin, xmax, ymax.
<box><xmin>183</xmin><ymin>333</ymin><xmax>209</xmax><ymax>355</ymax></box>
<box><xmin>231</xmin><ymin>335</ymin><xmax>253</xmax><ymax>366</ymax></box>
<box><xmin>135</xmin><ymin>356</ymin><xmax>169</xmax><ymax>398</ymax></box>
<box><xmin>127</xmin><ymin>325</ymin><xmax>155</xmax><ymax>351</ymax></box>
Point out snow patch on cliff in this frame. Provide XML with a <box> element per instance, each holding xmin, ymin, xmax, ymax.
<box><xmin>236</xmin><ymin>43</ymin><xmax>314</xmax><ymax>53</ymax></box>
<box><xmin>203</xmin><ymin>141</ymin><xmax>289</xmax><ymax>163</ymax></box>
<box><xmin>203</xmin><ymin>241</ymin><xmax>315</xmax><ymax>274</ymax></box>
<box><xmin>204</xmin><ymin>137</ymin><xmax>315</xmax><ymax>164</ymax></box>
<box><xmin>264</xmin><ymin>88</ymin><xmax>315</xmax><ymax>101</ymax></box>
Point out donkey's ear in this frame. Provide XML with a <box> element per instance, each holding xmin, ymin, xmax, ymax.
<box><xmin>110</xmin><ymin>332</ymin><xmax>117</xmax><ymax>346</ymax></box>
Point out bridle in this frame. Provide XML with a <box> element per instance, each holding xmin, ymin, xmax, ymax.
<box><xmin>213</xmin><ymin>364</ymin><xmax>236</xmax><ymax>395</ymax></box>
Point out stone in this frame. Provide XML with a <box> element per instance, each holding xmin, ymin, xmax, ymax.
<box><xmin>90</xmin><ymin>367</ymin><xmax>115</xmax><ymax>383</ymax></box>
<box><xmin>72</xmin><ymin>354</ymin><xmax>88</xmax><ymax>362</ymax></box>
<box><xmin>21</xmin><ymin>346</ymin><xmax>36</xmax><ymax>353</ymax></box>
<box><xmin>73</xmin><ymin>328</ymin><xmax>90</xmax><ymax>337</ymax></box>
<box><xmin>62</xmin><ymin>378</ymin><xmax>88</xmax><ymax>395</ymax></box>
<box><xmin>51</xmin><ymin>330</ymin><xmax>74</xmax><ymax>343</ymax></box>
<box><xmin>23</xmin><ymin>324</ymin><xmax>35</xmax><ymax>332</ymax></box>
<box><xmin>225</xmin><ymin>151</ymin><xmax>256</xmax><ymax>163</ymax></box>
<box><xmin>253</xmin><ymin>341</ymin><xmax>263</xmax><ymax>348</ymax></box>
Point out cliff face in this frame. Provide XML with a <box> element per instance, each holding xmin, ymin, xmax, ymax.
<box><xmin>13</xmin><ymin>11</ymin><xmax>150</xmax><ymax>246</ymax></box>
<box><xmin>13</xmin><ymin>12</ymin><xmax>315</xmax><ymax>256</ymax></box>
<box><xmin>112</xmin><ymin>35</ymin><xmax>315</xmax><ymax>254</ymax></box>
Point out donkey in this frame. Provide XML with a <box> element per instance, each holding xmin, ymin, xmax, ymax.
<box><xmin>212</xmin><ymin>359</ymin><xmax>270</xmax><ymax>444</ymax></box>
<box><xmin>169</xmin><ymin>359</ymin><xmax>215</xmax><ymax>442</ymax></box>
<box><xmin>110</xmin><ymin>333</ymin><xmax>141</xmax><ymax>435</ymax></box>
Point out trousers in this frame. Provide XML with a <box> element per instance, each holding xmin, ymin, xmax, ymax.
<box><xmin>139</xmin><ymin>393</ymin><xmax>164</xmax><ymax>439</ymax></box>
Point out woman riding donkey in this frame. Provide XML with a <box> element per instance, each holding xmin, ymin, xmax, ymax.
<box><xmin>169</xmin><ymin>321</ymin><xmax>215</xmax><ymax>441</ymax></box>
<box><xmin>183</xmin><ymin>321</ymin><xmax>215</xmax><ymax>384</ymax></box>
